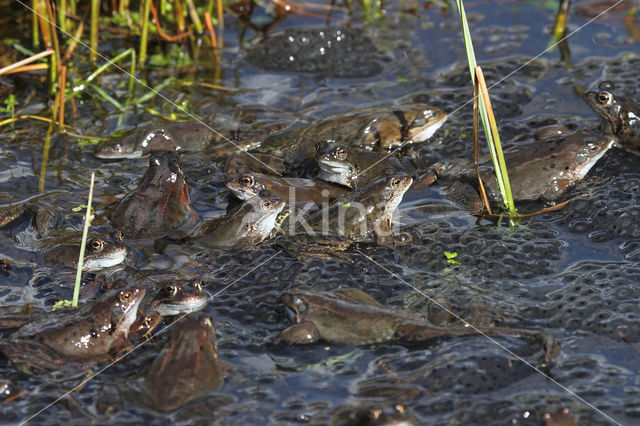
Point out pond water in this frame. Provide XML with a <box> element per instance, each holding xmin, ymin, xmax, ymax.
<box><xmin>0</xmin><ymin>0</ymin><xmax>639</xmax><ymax>424</ymax></box>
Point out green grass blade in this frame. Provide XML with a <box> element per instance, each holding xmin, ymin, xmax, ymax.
<box><xmin>72</xmin><ymin>172</ymin><xmax>95</xmax><ymax>307</ymax></box>
<box><xmin>455</xmin><ymin>0</ymin><xmax>516</xmax><ymax>217</ymax></box>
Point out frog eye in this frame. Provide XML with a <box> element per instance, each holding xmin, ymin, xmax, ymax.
<box><xmin>335</xmin><ymin>147</ymin><xmax>347</xmax><ymax>159</ymax></box>
<box><xmin>143</xmin><ymin>316</ymin><xmax>154</xmax><ymax>327</ymax></box>
<box><xmin>112</xmin><ymin>143</ymin><xmax>122</xmax><ymax>153</ymax></box>
<box><xmin>194</xmin><ymin>281</ymin><xmax>203</xmax><ymax>291</ymax></box>
<box><xmin>165</xmin><ymin>285</ymin><xmax>178</xmax><ymax>297</ymax></box>
<box><xmin>597</xmin><ymin>91</ymin><xmax>612</xmax><ymax>105</ymax></box>
<box><xmin>261</xmin><ymin>199</ymin><xmax>272</xmax><ymax>210</ymax></box>
<box><xmin>240</xmin><ymin>175</ymin><xmax>253</xmax><ymax>187</ymax></box>
<box><xmin>586</xmin><ymin>143</ymin><xmax>599</xmax><ymax>153</ymax></box>
<box><xmin>119</xmin><ymin>290</ymin><xmax>133</xmax><ymax>303</ymax></box>
<box><xmin>89</xmin><ymin>239</ymin><xmax>104</xmax><ymax>252</ymax></box>
<box><xmin>391</xmin><ymin>177</ymin><xmax>403</xmax><ymax>187</ymax></box>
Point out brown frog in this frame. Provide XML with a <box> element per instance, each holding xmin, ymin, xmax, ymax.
<box><xmin>439</xmin><ymin>130</ymin><xmax>614</xmax><ymax>208</ymax></box>
<box><xmin>225</xmin><ymin>171</ymin><xmax>348</xmax><ymax>207</ymax></box>
<box><xmin>94</xmin><ymin>122</ymin><xmax>217</xmax><ymax>159</ymax></box>
<box><xmin>146</xmin><ymin>280</ymin><xmax>208</xmax><ymax>316</ymax></box>
<box><xmin>193</xmin><ymin>193</ymin><xmax>285</xmax><ymax>250</ymax></box>
<box><xmin>42</xmin><ymin>232</ymin><xmax>127</xmax><ymax>272</ymax></box>
<box><xmin>145</xmin><ymin>314</ymin><xmax>227</xmax><ymax>412</ymax></box>
<box><xmin>280</xmin><ymin>287</ymin><xmax>558</xmax><ymax>367</ymax></box>
<box><xmin>279</xmin><ymin>173</ymin><xmax>412</xmax><ymax>260</ymax></box>
<box><xmin>315</xmin><ymin>142</ymin><xmax>407</xmax><ymax>189</ymax></box>
<box><xmin>111</xmin><ymin>151</ymin><xmax>197</xmax><ymax>239</ymax></box>
<box><xmin>254</xmin><ymin>105</ymin><xmax>447</xmax><ymax>163</ymax></box>
<box><xmin>0</xmin><ymin>287</ymin><xmax>145</xmax><ymax>370</ymax></box>
<box><xmin>582</xmin><ymin>80</ymin><xmax>640</xmax><ymax>152</ymax></box>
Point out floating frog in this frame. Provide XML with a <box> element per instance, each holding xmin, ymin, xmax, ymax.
<box><xmin>332</xmin><ymin>404</ymin><xmax>415</xmax><ymax>426</ymax></box>
<box><xmin>254</xmin><ymin>105</ymin><xmax>447</xmax><ymax>163</ymax></box>
<box><xmin>315</xmin><ymin>142</ymin><xmax>407</xmax><ymax>189</ymax></box>
<box><xmin>111</xmin><ymin>151</ymin><xmax>197</xmax><ymax>239</ymax></box>
<box><xmin>193</xmin><ymin>193</ymin><xmax>285</xmax><ymax>250</ymax></box>
<box><xmin>224</xmin><ymin>152</ymin><xmax>290</xmax><ymax>176</ymax></box>
<box><xmin>439</xmin><ymin>130</ymin><xmax>614</xmax><ymax>207</ymax></box>
<box><xmin>42</xmin><ymin>232</ymin><xmax>127</xmax><ymax>272</ymax></box>
<box><xmin>225</xmin><ymin>171</ymin><xmax>348</xmax><ymax>206</ymax></box>
<box><xmin>0</xmin><ymin>287</ymin><xmax>145</xmax><ymax>370</ymax></box>
<box><xmin>95</xmin><ymin>122</ymin><xmax>218</xmax><ymax>159</ymax></box>
<box><xmin>582</xmin><ymin>81</ymin><xmax>640</xmax><ymax>152</ymax></box>
<box><xmin>145</xmin><ymin>314</ymin><xmax>227</xmax><ymax>412</ymax></box>
<box><xmin>279</xmin><ymin>173</ymin><xmax>412</xmax><ymax>260</ymax></box>
<box><xmin>146</xmin><ymin>280</ymin><xmax>208</xmax><ymax>316</ymax></box>
<box><xmin>280</xmin><ymin>287</ymin><xmax>558</xmax><ymax>367</ymax></box>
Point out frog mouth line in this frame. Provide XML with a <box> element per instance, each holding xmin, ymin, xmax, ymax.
<box><xmin>82</xmin><ymin>248</ymin><xmax>128</xmax><ymax>272</ymax></box>
<box><xmin>408</xmin><ymin>114</ymin><xmax>448</xmax><ymax>142</ymax></box>
<box><xmin>228</xmin><ymin>186</ymin><xmax>254</xmax><ymax>200</ymax></box>
<box><xmin>575</xmin><ymin>137</ymin><xmax>616</xmax><ymax>180</ymax></box>
<box><xmin>317</xmin><ymin>160</ymin><xmax>352</xmax><ymax>175</ymax></box>
<box><xmin>150</xmin><ymin>296</ymin><xmax>209</xmax><ymax>316</ymax></box>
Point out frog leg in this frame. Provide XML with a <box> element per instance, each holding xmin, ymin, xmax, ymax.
<box><xmin>279</xmin><ymin>321</ymin><xmax>321</xmax><ymax>344</ymax></box>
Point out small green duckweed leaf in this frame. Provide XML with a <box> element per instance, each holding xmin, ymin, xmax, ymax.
<box><xmin>444</xmin><ymin>251</ymin><xmax>461</xmax><ymax>265</ymax></box>
<box><xmin>51</xmin><ymin>300</ymin><xmax>74</xmax><ymax>311</ymax></box>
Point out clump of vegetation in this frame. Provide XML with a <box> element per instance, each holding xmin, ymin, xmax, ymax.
<box><xmin>455</xmin><ymin>0</ymin><xmax>516</xmax><ymax>219</ymax></box>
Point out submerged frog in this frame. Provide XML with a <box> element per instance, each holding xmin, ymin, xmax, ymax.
<box><xmin>224</xmin><ymin>152</ymin><xmax>290</xmax><ymax>176</ymax></box>
<box><xmin>280</xmin><ymin>287</ymin><xmax>558</xmax><ymax>367</ymax></box>
<box><xmin>146</xmin><ymin>280</ymin><xmax>208</xmax><ymax>316</ymax></box>
<box><xmin>111</xmin><ymin>151</ymin><xmax>196</xmax><ymax>239</ymax></box>
<box><xmin>582</xmin><ymin>81</ymin><xmax>640</xmax><ymax>152</ymax></box>
<box><xmin>254</xmin><ymin>105</ymin><xmax>447</xmax><ymax>163</ymax></box>
<box><xmin>279</xmin><ymin>173</ymin><xmax>412</xmax><ymax>260</ymax></box>
<box><xmin>95</xmin><ymin>122</ymin><xmax>218</xmax><ymax>159</ymax></box>
<box><xmin>315</xmin><ymin>142</ymin><xmax>407</xmax><ymax>189</ymax></box>
<box><xmin>0</xmin><ymin>287</ymin><xmax>145</xmax><ymax>369</ymax></box>
<box><xmin>226</xmin><ymin>171</ymin><xmax>348</xmax><ymax>206</ymax></box>
<box><xmin>193</xmin><ymin>193</ymin><xmax>285</xmax><ymax>250</ymax></box>
<box><xmin>145</xmin><ymin>315</ymin><xmax>226</xmax><ymax>412</ymax></box>
<box><xmin>42</xmin><ymin>233</ymin><xmax>127</xmax><ymax>272</ymax></box>
<box><xmin>440</xmin><ymin>130</ymin><xmax>614</xmax><ymax>206</ymax></box>
<box><xmin>332</xmin><ymin>404</ymin><xmax>415</xmax><ymax>426</ymax></box>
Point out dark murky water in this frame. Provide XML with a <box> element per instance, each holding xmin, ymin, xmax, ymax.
<box><xmin>1</xmin><ymin>0</ymin><xmax>639</xmax><ymax>424</ymax></box>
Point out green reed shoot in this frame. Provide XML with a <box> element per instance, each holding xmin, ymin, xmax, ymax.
<box><xmin>140</xmin><ymin>0</ymin><xmax>151</xmax><ymax>66</ymax></box>
<box><xmin>72</xmin><ymin>172</ymin><xmax>96</xmax><ymax>307</ymax></box>
<box><xmin>90</xmin><ymin>0</ymin><xmax>99</xmax><ymax>63</ymax></box>
<box><xmin>58</xmin><ymin>0</ymin><xmax>67</xmax><ymax>32</ymax></box>
<box><xmin>551</xmin><ymin>0</ymin><xmax>571</xmax><ymax>46</ymax></box>
<box><xmin>455</xmin><ymin>0</ymin><xmax>516</xmax><ymax>217</ymax></box>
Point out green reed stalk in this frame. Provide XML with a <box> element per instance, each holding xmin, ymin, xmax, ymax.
<box><xmin>58</xmin><ymin>0</ymin><xmax>66</xmax><ymax>32</ymax></box>
<box><xmin>72</xmin><ymin>172</ymin><xmax>95</xmax><ymax>308</ymax></box>
<box><xmin>32</xmin><ymin>0</ymin><xmax>40</xmax><ymax>48</ymax></box>
<box><xmin>118</xmin><ymin>49</ymin><xmax>137</xmax><ymax>127</ymax></box>
<box><xmin>90</xmin><ymin>0</ymin><xmax>99</xmax><ymax>64</ymax></box>
<box><xmin>85</xmin><ymin>47</ymin><xmax>135</xmax><ymax>84</ymax></box>
<box><xmin>551</xmin><ymin>0</ymin><xmax>571</xmax><ymax>45</ymax></box>
<box><xmin>139</xmin><ymin>0</ymin><xmax>151</xmax><ymax>67</ymax></box>
<box><xmin>455</xmin><ymin>0</ymin><xmax>516</xmax><ymax>217</ymax></box>
<box><xmin>39</xmin><ymin>123</ymin><xmax>54</xmax><ymax>193</ymax></box>
<box><xmin>184</xmin><ymin>0</ymin><xmax>203</xmax><ymax>33</ymax></box>
<box><xmin>44</xmin><ymin>0</ymin><xmax>61</xmax><ymax>95</ymax></box>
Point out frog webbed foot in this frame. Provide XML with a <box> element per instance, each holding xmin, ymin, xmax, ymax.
<box><xmin>279</xmin><ymin>321</ymin><xmax>320</xmax><ymax>344</ymax></box>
